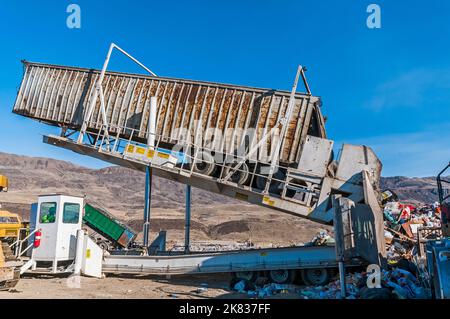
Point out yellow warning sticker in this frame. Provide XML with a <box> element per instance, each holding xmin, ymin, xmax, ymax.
<box><xmin>263</xmin><ymin>196</ymin><xmax>275</xmax><ymax>206</ymax></box>
<box><xmin>86</xmin><ymin>249</ymin><xmax>91</xmax><ymax>259</ymax></box>
<box><xmin>158</xmin><ymin>152</ymin><xmax>170</xmax><ymax>159</ymax></box>
<box><xmin>126</xmin><ymin>145</ymin><xmax>135</xmax><ymax>153</ymax></box>
<box><xmin>136</xmin><ymin>147</ymin><xmax>146</xmax><ymax>155</ymax></box>
<box><xmin>147</xmin><ymin>150</ymin><xmax>155</xmax><ymax>158</ymax></box>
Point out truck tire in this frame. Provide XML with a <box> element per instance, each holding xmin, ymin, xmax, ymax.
<box><xmin>193</xmin><ymin>151</ymin><xmax>216</xmax><ymax>176</ymax></box>
<box><xmin>232</xmin><ymin>271</ymin><xmax>257</xmax><ymax>282</ymax></box>
<box><xmin>256</xmin><ymin>168</ymin><xmax>285</xmax><ymax>194</ymax></box>
<box><xmin>223</xmin><ymin>161</ymin><xmax>250</xmax><ymax>185</ymax></box>
<box><xmin>256</xmin><ymin>168</ymin><xmax>296</xmax><ymax>198</ymax></box>
<box><xmin>269</xmin><ymin>269</ymin><xmax>296</xmax><ymax>284</ymax></box>
<box><xmin>301</xmin><ymin>268</ymin><xmax>331</xmax><ymax>286</ymax></box>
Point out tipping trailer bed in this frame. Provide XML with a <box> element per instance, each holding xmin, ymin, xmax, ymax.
<box><xmin>13</xmin><ymin>61</ymin><xmax>326</xmax><ymax>166</ymax></box>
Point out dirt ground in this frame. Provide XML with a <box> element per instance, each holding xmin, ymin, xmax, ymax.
<box><xmin>0</xmin><ymin>273</ymin><xmax>248</xmax><ymax>299</ymax></box>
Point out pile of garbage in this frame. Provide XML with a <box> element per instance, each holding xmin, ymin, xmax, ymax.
<box><xmin>232</xmin><ymin>267</ymin><xmax>431</xmax><ymax>299</ymax></box>
<box><xmin>299</xmin><ymin>267</ymin><xmax>430</xmax><ymax>299</ymax></box>
<box><xmin>381</xmin><ymin>189</ymin><xmax>443</xmax><ymax>264</ymax></box>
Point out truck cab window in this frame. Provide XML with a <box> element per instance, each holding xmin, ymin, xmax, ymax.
<box><xmin>63</xmin><ymin>203</ymin><xmax>80</xmax><ymax>224</ymax></box>
<box><xmin>40</xmin><ymin>202</ymin><xmax>57</xmax><ymax>224</ymax></box>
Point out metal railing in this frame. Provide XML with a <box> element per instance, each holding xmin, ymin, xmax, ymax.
<box><xmin>9</xmin><ymin>228</ymin><xmax>40</xmax><ymax>258</ymax></box>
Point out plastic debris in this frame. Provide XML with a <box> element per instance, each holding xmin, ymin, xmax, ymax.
<box><xmin>230</xmin><ymin>266</ymin><xmax>431</xmax><ymax>299</ymax></box>
<box><xmin>233</xmin><ymin>280</ymin><xmax>247</xmax><ymax>293</ymax></box>
<box><xmin>297</xmin><ymin>267</ymin><xmax>431</xmax><ymax>299</ymax></box>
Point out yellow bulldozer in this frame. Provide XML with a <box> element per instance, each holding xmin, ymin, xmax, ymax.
<box><xmin>0</xmin><ymin>175</ymin><xmax>23</xmax><ymax>290</ymax></box>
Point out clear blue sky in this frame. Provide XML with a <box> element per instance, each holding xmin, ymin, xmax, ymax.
<box><xmin>0</xmin><ymin>0</ymin><xmax>449</xmax><ymax>177</ymax></box>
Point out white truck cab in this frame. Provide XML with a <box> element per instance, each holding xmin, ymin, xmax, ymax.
<box><xmin>32</xmin><ymin>194</ymin><xmax>84</xmax><ymax>272</ymax></box>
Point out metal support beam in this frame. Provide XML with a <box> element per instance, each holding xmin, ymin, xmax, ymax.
<box><xmin>338</xmin><ymin>261</ymin><xmax>346</xmax><ymax>298</ymax></box>
<box><xmin>333</xmin><ymin>196</ymin><xmax>347</xmax><ymax>298</ymax></box>
<box><xmin>143</xmin><ymin>166</ymin><xmax>153</xmax><ymax>247</ymax></box>
<box><xmin>185</xmin><ymin>184</ymin><xmax>191</xmax><ymax>254</ymax></box>
<box><xmin>77</xmin><ymin>43</ymin><xmax>157</xmax><ymax>144</ymax></box>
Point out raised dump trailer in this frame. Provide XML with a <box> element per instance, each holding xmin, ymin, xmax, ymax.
<box><xmin>13</xmin><ymin>61</ymin><xmax>325</xmax><ymax>167</ymax></box>
<box><xmin>12</xmin><ymin>57</ymin><xmax>381</xmax><ymax>225</ymax></box>
<box><xmin>83</xmin><ymin>203</ymin><xmax>136</xmax><ymax>249</ymax></box>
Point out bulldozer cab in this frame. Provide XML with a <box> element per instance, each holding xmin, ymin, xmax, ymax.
<box><xmin>0</xmin><ymin>210</ymin><xmax>23</xmax><ymax>240</ymax></box>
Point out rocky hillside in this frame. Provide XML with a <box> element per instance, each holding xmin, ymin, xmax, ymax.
<box><xmin>0</xmin><ymin>152</ymin><xmax>237</xmax><ymax>217</ymax></box>
<box><xmin>380</xmin><ymin>176</ymin><xmax>440</xmax><ymax>205</ymax></box>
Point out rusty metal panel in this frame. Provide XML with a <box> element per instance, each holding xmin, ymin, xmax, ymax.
<box><xmin>13</xmin><ymin>61</ymin><xmax>325</xmax><ymax>164</ymax></box>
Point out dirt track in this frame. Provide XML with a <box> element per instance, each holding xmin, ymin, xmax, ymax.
<box><xmin>0</xmin><ymin>273</ymin><xmax>245</xmax><ymax>299</ymax></box>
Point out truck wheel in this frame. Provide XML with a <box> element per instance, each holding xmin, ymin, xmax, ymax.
<box><xmin>269</xmin><ymin>269</ymin><xmax>296</xmax><ymax>284</ymax></box>
<box><xmin>233</xmin><ymin>271</ymin><xmax>257</xmax><ymax>282</ymax></box>
<box><xmin>301</xmin><ymin>268</ymin><xmax>331</xmax><ymax>286</ymax></box>
<box><xmin>223</xmin><ymin>161</ymin><xmax>250</xmax><ymax>185</ymax></box>
<box><xmin>193</xmin><ymin>151</ymin><xmax>216</xmax><ymax>176</ymax></box>
<box><xmin>256</xmin><ymin>166</ymin><xmax>286</xmax><ymax>195</ymax></box>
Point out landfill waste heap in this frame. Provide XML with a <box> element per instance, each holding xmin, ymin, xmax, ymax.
<box><xmin>232</xmin><ymin>193</ymin><xmax>445</xmax><ymax>299</ymax></box>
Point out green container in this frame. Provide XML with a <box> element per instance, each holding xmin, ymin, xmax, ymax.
<box><xmin>83</xmin><ymin>203</ymin><xmax>135</xmax><ymax>247</ymax></box>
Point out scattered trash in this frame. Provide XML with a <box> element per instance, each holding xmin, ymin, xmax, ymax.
<box><xmin>195</xmin><ymin>287</ymin><xmax>208</xmax><ymax>294</ymax></box>
<box><xmin>381</xmin><ymin>189</ymin><xmax>399</xmax><ymax>205</ymax></box>
<box><xmin>230</xmin><ymin>266</ymin><xmax>431</xmax><ymax>299</ymax></box>
<box><xmin>299</xmin><ymin>266</ymin><xmax>431</xmax><ymax>299</ymax></box>
<box><xmin>305</xmin><ymin>230</ymin><xmax>335</xmax><ymax>247</ymax></box>
<box><xmin>382</xmin><ymin>195</ymin><xmax>443</xmax><ymax>265</ymax></box>
<box><xmin>170</xmin><ymin>241</ymin><xmax>255</xmax><ymax>252</ymax></box>
<box><xmin>232</xmin><ymin>281</ymin><xmax>298</xmax><ymax>298</ymax></box>
<box><xmin>195</xmin><ymin>283</ymin><xmax>208</xmax><ymax>294</ymax></box>
<box><xmin>233</xmin><ymin>280</ymin><xmax>247</xmax><ymax>293</ymax></box>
